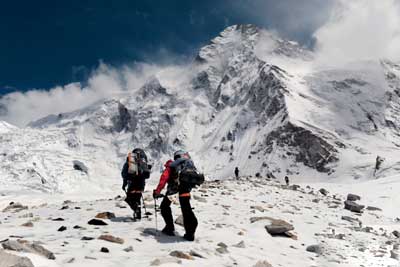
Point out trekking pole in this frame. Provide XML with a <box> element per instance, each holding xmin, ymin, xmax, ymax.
<box><xmin>154</xmin><ymin>198</ymin><xmax>159</xmax><ymax>235</ymax></box>
<box><xmin>141</xmin><ymin>195</ymin><xmax>147</xmax><ymax>215</ymax></box>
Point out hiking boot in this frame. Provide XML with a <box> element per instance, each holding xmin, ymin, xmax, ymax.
<box><xmin>161</xmin><ymin>227</ymin><xmax>175</xmax><ymax>236</ymax></box>
<box><xmin>183</xmin><ymin>233</ymin><xmax>195</xmax><ymax>241</ymax></box>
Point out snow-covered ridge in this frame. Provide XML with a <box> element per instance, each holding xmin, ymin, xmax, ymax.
<box><xmin>1</xmin><ymin>24</ymin><xmax>400</xmax><ymax>193</ymax></box>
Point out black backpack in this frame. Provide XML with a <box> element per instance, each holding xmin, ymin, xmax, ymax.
<box><xmin>127</xmin><ymin>148</ymin><xmax>150</xmax><ymax>179</ymax></box>
<box><xmin>176</xmin><ymin>159</ymin><xmax>205</xmax><ymax>187</ymax></box>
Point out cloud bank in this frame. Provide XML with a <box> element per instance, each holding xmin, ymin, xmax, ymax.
<box><xmin>314</xmin><ymin>0</ymin><xmax>400</xmax><ymax>65</ymax></box>
<box><xmin>0</xmin><ymin>62</ymin><xmax>185</xmax><ymax>126</ymax></box>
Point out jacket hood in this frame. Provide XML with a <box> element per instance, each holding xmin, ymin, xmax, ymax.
<box><xmin>164</xmin><ymin>159</ymin><xmax>173</xmax><ymax>167</ymax></box>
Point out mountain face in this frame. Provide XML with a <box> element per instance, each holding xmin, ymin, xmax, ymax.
<box><xmin>1</xmin><ymin>24</ymin><xmax>400</xmax><ymax>193</ymax></box>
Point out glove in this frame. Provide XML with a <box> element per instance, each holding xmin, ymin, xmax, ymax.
<box><xmin>153</xmin><ymin>190</ymin><xmax>163</xmax><ymax>199</ymax></box>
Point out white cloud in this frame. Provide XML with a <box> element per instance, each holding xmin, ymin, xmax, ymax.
<box><xmin>314</xmin><ymin>0</ymin><xmax>400</xmax><ymax>65</ymax></box>
<box><xmin>0</xmin><ymin>62</ymin><xmax>184</xmax><ymax>126</ymax></box>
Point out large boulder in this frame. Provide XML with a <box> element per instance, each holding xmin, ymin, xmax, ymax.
<box><xmin>347</xmin><ymin>194</ymin><xmax>361</xmax><ymax>201</ymax></box>
<box><xmin>344</xmin><ymin>201</ymin><xmax>365</xmax><ymax>213</ymax></box>
<box><xmin>264</xmin><ymin>218</ymin><xmax>295</xmax><ymax>236</ymax></box>
<box><xmin>0</xmin><ymin>250</ymin><xmax>34</xmax><ymax>267</ymax></box>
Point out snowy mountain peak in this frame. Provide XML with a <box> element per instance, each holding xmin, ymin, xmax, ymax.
<box><xmin>1</xmin><ymin>25</ymin><xmax>400</xmax><ymax>194</ymax></box>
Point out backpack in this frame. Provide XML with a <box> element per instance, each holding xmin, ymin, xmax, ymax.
<box><xmin>176</xmin><ymin>159</ymin><xmax>205</xmax><ymax>187</ymax></box>
<box><xmin>127</xmin><ymin>148</ymin><xmax>150</xmax><ymax>179</ymax></box>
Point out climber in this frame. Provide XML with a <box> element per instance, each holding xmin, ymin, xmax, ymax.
<box><xmin>234</xmin><ymin>167</ymin><xmax>239</xmax><ymax>179</ymax></box>
<box><xmin>121</xmin><ymin>148</ymin><xmax>152</xmax><ymax>221</ymax></box>
<box><xmin>285</xmin><ymin>176</ymin><xmax>290</xmax><ymax>186</ymax></box>
<box><xmin>153</xmin><ymin>150</ymin><xmax>204</xmax><ymax>241</ymax></box>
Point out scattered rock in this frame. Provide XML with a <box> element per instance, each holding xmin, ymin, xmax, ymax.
<box><xmin>341</xmin><ymin>216</ymin><xmax>360</xmax><ymax>223</ymax></box>
<box><xmin>123</xmin><ymin>246</ymin><xmax>133</xmax><ymax>252</ymax></box>
<box><xmin>216</xmin><ymin>242</ymin><xmax>229</xmax><ymax>254</ymax></box>
<box><xmin>175</xmin><ymin>215</ymin><xmax>184</xmax><ymax>227</ymax></box>
<box><xmin>289</xmin><ymin>185</ymin><xmax>300</xmax><ymax>191</ymax></box>
<box><xmin>344</xmin><ymin>201</ymin><xmax>365</xmax><ymax>213</ymax></box>
<box><xmin>0</xmin><ymin>250</ymin><xmax>34</xmax><ymax>267</ymax></box>
<box><xmin>88</xmin><ymin>219</ymin><xmax>108</xmax><ymax>226</ymax></box>
<box><xmin>21</xmin><ymin>221</ymin><xmax>33</xmax><ymax>227</ymax></box>
<box><xmin>189</xmin><ymin>250</ymin><xmax>205</xmax><ymax>258</ymax></box>
<box><xmin>58</xmin><ymin>226</ymin><xmax>67</xmax><ymax>232</ymax></box>
<box><xmin>63</xmin><ymin>257</ymin><xmax>75</xmax><ymax>264</ymax></box>
<box><xmin>306</xmin><ymin>244</ymin><xmax>323</xmax><ymax>254</ymax></box>
<box><xmin>319</xmin><ymin>188</ymin><xmax>329</xmax><ymax>196</ymax></box>
<box><xmin>216</xmin><ymin>246</ymin><xmax>229</xmax><ymax>254</ymax></box>
<box><xmin>393</xmin><ymin>230</ymin><xmax>400</xmax><ymax>238</ymax></box>
<box><xmin>52</xmin><ymin>217</ymin><xmax>65</xmax><ymax>221</ymax></box>
<box><xmin>2</xmin><ymin>202</ymin><xmax>28</xmax><ymax>213</ymax></box>
<box><xmin>265</xmin><ymin>219</ymin><xmax>294</xmax><ymax>236</ymax></box>
<box><xmin>98</xmin><ymin>235</ymin><xmax>124</xmax><ymax>244</ymax></box>
<box><xmin>233</xmin><ymin>241</ymin><xmax>246</xmax><ymax>248</ymax></box>
<box><xmin>251</xmin><ymin>206</ymin><xmax>266</xmax><ymax>212</ymax></box>
<box><xmin>366</xmin><ymin>206</ymin><xmax>382</xmax><ymax>211</ymax></box>
<box><xmin>73</xmin><ymin>160</ymin><xmax>89</xmax><ymax>174</ymax></box>
<box><xmin>347</xmin><ymin>194</ymin><xmax>361</xmax><ymax>201</ymax></box>
<box><xmin>95</xmin><ymin>212</ymin><xmax>116</xmax><ymax>220</ymax></box>
<box><xmin>100</xmin><ymin>247</ymin><xmax>109</xmax><ymax>253</ymax></box>
<box><xmin>2</xmin><ymin>240</ymin><xmax>56</xmax><ymax>260</ymax></box>
<box><xmin>217</xmin><ymin>242</ymin><xmax>228</xmax><ymax>248</ymax></box>
<box><xmin>391</xmin><ymin>249</ymin><xmax>399</xmax><ymax>260</ymax></box>
<box><xmin>169</xmin><ymin>250</ymin><xmax>193</xmax><ymax>260</ymax></box>
<box><xmin>253</xmin><ymin>260</ymin><xmax>273</xmax><ymax>267</ymax></box>
<box><xmin>81</xmin><ymin>236</ymin><xmax>94</xmax><ymax>241</ymax></box>
<box><xmin>73</xmin><ymin>225</ymin><xmax>84</xmax><ymax>229</ymax></box>
<box><xmin>150</xmin><ymin>258</ymin><xmax>182</xmax><ymax>266</ymax></box>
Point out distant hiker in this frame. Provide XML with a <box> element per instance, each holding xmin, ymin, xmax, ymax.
<box><xmin>234</xmin><ymin>167</ymin><xmax>239</xmax><ymax>179</ymax></box>
<box><xmin>284</xmin><ymin>176</ymin><xmax>289</xmax><ymax>186</ymax></box>
<box><xmin>121</xmin><ymin>148</ymin><xmax>152</xmax><ymax>221</ymax></box>
<box><xmin>374</xmin><ymin>155</ymin><xmax>384</xmax><ymax>176</ymax></box>
<box><xmin>153</xmin><ymin>150</ymin><xmax>204</xmax><ymax>241</ymax></box>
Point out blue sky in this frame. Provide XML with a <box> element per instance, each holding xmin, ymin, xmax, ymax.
<box><xmin>0</xmin><ymin>0</ymin><xmax>334</xmax><ymax>92</ymax></box>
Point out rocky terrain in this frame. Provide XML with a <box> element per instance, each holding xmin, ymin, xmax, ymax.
<box><xmin>1</xmin><ymin>176</ymin><xmax>400</xmax><ymax>267</ymax></box>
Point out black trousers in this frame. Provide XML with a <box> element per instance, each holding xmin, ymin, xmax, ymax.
<box><xmin>160</xmin><ymin>194</ymin><xmax>198</xmax><ymax>236</ymax></box>
<box><xmin>125</xmin><ymin>192</ymin><xmax>142</xmax><ymax>219</ymax></box>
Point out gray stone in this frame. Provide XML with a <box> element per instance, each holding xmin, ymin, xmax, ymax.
<box><xmin>72</xmin><ymin>160</ymin><xmax>88</xmax><ymax>174</ymax></box>
<box><xmin>366</xmin><ymin>206</ymin><xmax>382</xmax><ymax>211</ymax></box>
<box><xmin>0</xmin><ymin>250</ymin><xmax>34</xmax><ymax>267</ymax></box>
<box><xmin>344</xmin><ymin>201</ymin><xmax>365</xmax><ymax>213</ymax></box>
<box><xmin>123</xmin><ymin>246</ymin><xmax>133</xmax><ymax>252</ymax></box>
<box><xmin>391</xmin><ymin>250</ymin><xmax>400</xmax><ymax>260</ymax></box>
<box><xmin>306</xmin><ymin>244</ymin><xmax>323</xmax><ymax>254</ymax></box>
<box><xmin>216</xmin><ymin>247</ymin><xmax>229</xmax><ymax>254</ymax></box>
<box><xmin>233</xmin><ymin>241</ymin><xmax>246</xmax><ymax>248</ymax></box>
<box><xmin>169</xmin><ymin>250</ymin><xmax>193</xmax><ymax>260</ymax></box>
<box><xmin>319</xmin><ymin>188</ymin><xmax>329</xmax><ymax>196</ymax></box>
<box><xmin>265</xmin><ymin>219</ymin><xmax>294</xmax><ymax>236</ymax></box>
<box><xmin>347</xmin><ymin>194</ymin><xmax>361</xmax><ymax>201</ymax></box>
<box><xmin>2</xmin><ymin>202</ymin><xmax>28</xmax><ymax>213</ymax></box>
<box><xmin>253</xmin><ymin>260</ymin><xmax>273</xmax><ymax>267</ymax></box>
<box><xmin>2</xmin><ymin>240</ymin><xmax>55</xmax><ymax>260</ymax></box>
<box><xmin>341</xmin><ymin>216</ymin><xmax>360</xmax><ymax>223</ymax></box>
